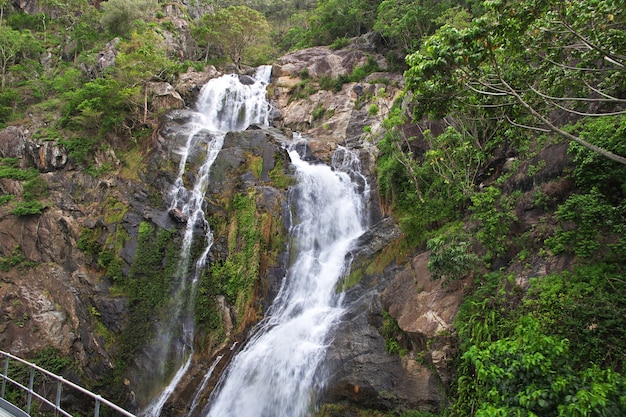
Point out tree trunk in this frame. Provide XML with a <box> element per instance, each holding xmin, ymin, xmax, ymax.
<box><xmin>143</xmin><ymin>83</ymin><xmax>148</xmax><ymax>124</ymax></box>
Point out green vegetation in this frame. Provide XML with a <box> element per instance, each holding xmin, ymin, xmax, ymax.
<box><xmin>207</xmin><ymin>192</ymin><xmax>262</xmax><ymax>324</ymax></box>
<box><xmin>11</xmin><ymin>200</ymin><xmax>44</xmax><ymax>216</ymax></box>
<box><xmin>0</xmin><ymin>158</ymin><xmax>39</xmax><ymax>180</ymax></box>
<box><xmin>117</xmin><ymin>222</ymin><xmax>178</xmax><ymax>366</ymax></box>
<box><xmin>0</xmin><ymin>246</ymin><xmax>36</xmax><ymax>271</ymax></box>
<box><xmin>451</xmin><ymin>264</ymin><xmax>626</xmax><ymax>417</ymax></box>
<box><xmin>0</xmin><ymin>194</ymin><xmax>14</xmax><ymax>205</ymax></box>
<box><xmin>380</xmin><ymin>310</ymin><xmax>408</xmax><ymax>356</ymax></box>
<box><xmin>0</xmin><ymin>158</ymin><xmax>47</xmax><ymax>215</ymax></box>
<box><xmin>100</xmin><ymin>0</ymin><xmax>158</xmax><ymax>37</ymax></box>
<box><xmin>426</xmin><ymin>230</ymin><xmax>481</xmax><ymax>285</ymax></box>
<box><xmin>193</xmin><ymin>5</ymin><xmax>271</xmax><ymax>66</ymax></box>
<box><xmin>268</xmin><ymin>156</ymin><xmax>295</xmax><ymax>189</ymax></box>
<box><xmin>0</xmin><ymin>347</ymin><xmax>74</xmax><ymax>408</ymax></box>
<box><xmin>373</xmin><ymin>0</ymin><xmax>626</xmax><ymax>415</ymax></box>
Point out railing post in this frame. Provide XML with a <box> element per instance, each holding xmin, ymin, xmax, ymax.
<box><xmin>1</xmin><ymin>355</ymin><xmax>8</xmax><ymax>398</ymax></box>
<box><xmin>94</xmin><ymin>395</ymin><xmax>101</xmax><ymax>417</ymax></box>
<box><xmin>55</xmin><ymin>378</ymin><xmax>63</xmax><ymax>417</ymax></box>
<box><xmin>27</xmin><ymin>367</ymin><xmax>35</xmax><ymax>414</ymax></box>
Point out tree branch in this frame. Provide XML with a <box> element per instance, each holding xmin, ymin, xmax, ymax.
<box><xmin>528</xmin><ymin>84</ymin><xmax>626</xmax><ymax>103</ymax></box>
<box><xmin>558</xmin><ymin>19</ymin><xmax>626</xmax><ymax>66</ymax></box>
<box><xmin>497</xmin><ymin>75</ymin><xmax>626</xmax><ymax>164</ymax></box>
<box><xmin>505</xmin><ymin>115</ymin><xmax>551</xmax><ymax>133</ymax></box>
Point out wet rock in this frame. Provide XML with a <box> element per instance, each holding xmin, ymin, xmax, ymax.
<box><xmin>238</xmin><ymin>74</ymin><xmax>256</xmax><ymax>85</ymax></box>
<box><xmin>323</xmin><ymin>292</ymin><xmax>442</xmax><ymax>412</ymax></box>
<box><xmin>174</xmin><ymin>67</ymin><xmax>219</xmax><ymax>104</ymax></box>
<box><xmin>168</xmin><ymin>207</ymin><xmax>188</xmax><ymax>223</ymax></box>
<box><xmin>92</xmin><ymin>296</ymin><xmax>128</xmax><ymax>333</ymax></box>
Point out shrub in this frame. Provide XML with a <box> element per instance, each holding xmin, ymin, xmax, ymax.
<box><xmin>0</xmin><ymin>247</ymin><xmax>26</xmax><ymax>271</ymax></box>
<box><xmin>368</xmin><ymin>103</ymin><xmax>379</xmax><ymax>116</ymax></box>
<box><xmin>470</xmin><ymin>186</ymin><xmax>518</xmax><ymax>258</ymax></box>
<box><xmin>329</xmin><ymin>37</ymin><xmax>351</xmax><ymax>50</ymax></box>
<box><xmin>348</xmin><ymin>56</ymin><xmax>379</xmax><ymax>82</ymax></box>
<box><xmin>545</xmin><ymin>188</ymin><xmax>625</xmax><ymax>261</ymax></box>
<box><xmin>23</xmin><ymin>176</ymin><xmax>48</xmax><ymax>201</ymax></box>
<box><xmin>312</xmin><ymin>103</ymin><xmax>325</xmax><ymax>120</ymax></box>
<box><xmin>525</xmin><ymin>263</ymin><xmax>626</xmax><ymax>370</ymax></box>
<box><xmin>458</xmin><ymin>315</ymin><xmax>626</xmax><ymax>417</ymax></box>
<box><xmin>100</xmin><ymin>0</ymin><xmax>158</xmax><ymax>37</ymax></box>
<box><xmin>12</xmin><ymin>201</ymin><xmax>44</xmax><ymax>216</ymax></box>
<box><xmin>380</xmin><ymin>310</ymin><xmax>408</xmax><ymax>356</ymax></box>
<box><xmin>318</xmin><ymin>75</ymin><xmax>344</xmax><ymax>92</ymax></box>
<box><xmin>0</xmin><ymin>195</ymin><xmax>14</xmax><ymax>205</ymax></box>
<box><xmin>427</xmin><ymin>233</ymin><xmax>481</xmax><ymax>285</ymax></box>
<box><xmin>0</xmin><ymin>88</ymin><xmax>18</xmax><ymax>126</ymax></box>
<box><xmin>0</xmin><ymin>159</ymin><xmax>39</xmax><ymax>180</ymax></box>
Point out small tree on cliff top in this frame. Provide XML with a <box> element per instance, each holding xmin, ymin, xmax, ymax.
<box><xmin>193</xmin><ymin>5</ymin><xmax>271</xmax><ymax>67</ymax></box>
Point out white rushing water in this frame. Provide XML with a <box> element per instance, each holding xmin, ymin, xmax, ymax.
<box><xmin>202</xmin><ymin>142</ymin><xmax>368</xmax><ymax>417</ymax></box>
<box><xmin>141</xmin><ymin>66</ymin><xmax>271</xmax><ymax>417</ymax></box>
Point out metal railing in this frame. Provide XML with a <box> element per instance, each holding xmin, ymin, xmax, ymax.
<box><xmin>0</xmin><ymin>350</ymin><xmax>136</xmax><ymax>417</ymax></box>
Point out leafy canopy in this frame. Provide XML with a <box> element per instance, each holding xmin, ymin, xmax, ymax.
<box><xmin>404</xmin><ymin>0</ymin><xmax>626</xmax><ymax>164</ymax></box>
<box><xmin>193</xmin><ymin>5</ymin><xmax>271</xmax><ymax>67</ymax></box>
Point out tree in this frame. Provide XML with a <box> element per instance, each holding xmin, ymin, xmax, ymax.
<box><xmin>373</xmin><ymin>0</ymin><xmax>450</xmax><ymax>53</ymax></box>
<box><xmin>306</xmin><ymin>0</ymin><xmax>380</xmax><ymax>45</ymax></box>
<box><xmin>0</xmin><ymin>0</ymin><xmax>10</xmax><ymax>27</ymax></box>
<box><xmin>113</xmin><ymin>30</ymin><xmax>176</xmax><ymax>123</ymax></box>
<box><xmin>100</xmin><ymin>0</ymin><xmax>158</xmax><ymax>37</ymax></box>
<box><xmin>193</xmin><ymin>5</ymin><xmax>270</xmax><ymax>67</ymax></box>
<box><xmin>0</xmin><ymin>27</ymin><xmax>38</xmax><ymax>88</ymax></box>
<box><xmin>404</xmin><ymin>0</ymin><xmax>626</xmax><ymax>164</ymax></box>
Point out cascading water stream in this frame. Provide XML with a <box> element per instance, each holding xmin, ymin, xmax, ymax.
<box><xmin>141</xmin><ymin>66</ymin><xmax>271</xmax><ymax>417</ymax></box>
<box><xmin>200</xmin><ymin>141</ymin><xmax>368</xmax><ymax>417</ymax></box>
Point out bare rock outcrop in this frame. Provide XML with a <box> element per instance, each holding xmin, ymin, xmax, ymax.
<box><xmin>270</xmin><ymin>40</ymin><xmax>404</xmax><ymax>162</ymax></box>
<box><xmin>324</xmin><ymin>291</ymin><xmax>443</xmax><ymax>412</ymax></box>
<box><xmin>0</xmin><ymin>126</ymin><xmax>68</xmax><ymax>171</ymax></box>
<box><xmin>148</xmin><ymin>82</ymin><xmax>185</xmax><ymax>113</ymax></box>
<box><xmin>381</xmin><ymin>252</ymin><xmax>472</xmax><ymax>387</ymax></box>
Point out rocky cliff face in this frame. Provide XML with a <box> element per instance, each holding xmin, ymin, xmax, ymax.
<box><xmin>0</xmin><ymin>36</ymin><xmax>462</xmax><ymax>415</ymax></box>
<box><xmin>268</xmin><ymin>39</ymin><xmax>457</xmax><ymax>413</ymax></box>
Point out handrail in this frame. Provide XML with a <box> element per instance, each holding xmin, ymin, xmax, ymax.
<box><xmin>0</xmin><ymin>350</ymin><xmax>136</xmax><ymax>417</ymax></box>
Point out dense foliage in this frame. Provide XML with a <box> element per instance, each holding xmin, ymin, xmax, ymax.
<box><xmin>376</xmin><ymin>0</ymin><xmax>626</xmax><ymax>415</ymax></box>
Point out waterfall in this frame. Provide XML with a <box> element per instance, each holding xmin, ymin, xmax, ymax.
<box><xmin>200</xmin><ymin>141</ymin><xmax>368</xmax><ymax>417</ymax></box>
<box><xmin>141</xmin><ymin>66</ymin><xmax>271</xmax><ymax>417</ymax></box>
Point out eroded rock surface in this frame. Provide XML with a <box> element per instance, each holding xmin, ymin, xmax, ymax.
<box><xmin>269</xmin><ymin>39</ymin><xmax>404</xmax><ymax>164</ymax></box>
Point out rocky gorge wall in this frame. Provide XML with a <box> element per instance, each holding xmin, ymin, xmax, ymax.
<box><xmin>0</xmin><ymin>37</ymin><xmax>466</xmax><ymax>415</ymax></box>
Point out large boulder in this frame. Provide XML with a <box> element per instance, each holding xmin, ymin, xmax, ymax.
<box><xmin>323</xmin><ymin>292</ymin><xmax>443</xmax><ymax>412</ymax></box>
<box><xmin>381</xmin><ymin>252</ymin><xmax>471</xmax><ymax>386</ymax></box>
<box><xmin>320</xmin><ymin>219</ymin><xmax>444</xmax><ymax>412</ymax></box>
<box><xmin>148</xmin><ymin>82</ymin><xmax>185</xmax><ymax>113</ymax></box>
<box><xmin>24</xmin><ymin>140</ymin><xmax>68</xmax><ymax>172</ymax></box>
<box><xmin>0</xmin><ymin>126</ymin><xmax>27</xmax><ymax>160</ymax></box>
